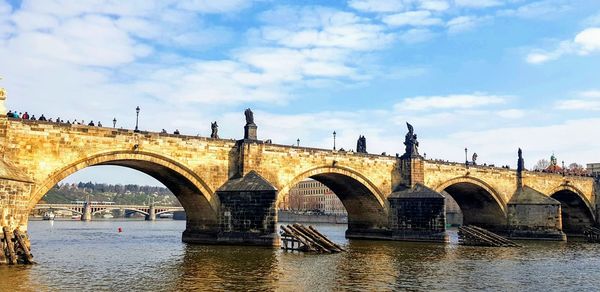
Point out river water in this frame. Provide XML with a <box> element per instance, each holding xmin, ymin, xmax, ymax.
<box><xmin>1</xmin><ymin>220</ymin><xmax>599</xmax><ymax>291</ymax></box>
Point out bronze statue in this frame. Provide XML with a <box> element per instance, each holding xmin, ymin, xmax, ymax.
<box><xmin>472</xmin><ymin>153</ymin><xmax>478</xmax><ymax>165</ymax></box>
<box><xmin>356</xmin><ymin>135</ymin><xmax>367</xmax><ymax>153</ymax></box>
<box><xmin>244</xmin><ymin>108</ymin><xmax>254</xmax><ymax>125</ymax></box>
<box><xmin>210</xmin><ymin>121</ymin><xmax>219</xmax><ymax>139</ymax></box>
<box><xmin>401</xmin><ymin>122</ymin><xmax>420</xmax><ymax>158</ymax></box>
<box><xmin>517</xmin><ymin>148</ymin><xmax>524</xmax><ymax>173</ymax></box>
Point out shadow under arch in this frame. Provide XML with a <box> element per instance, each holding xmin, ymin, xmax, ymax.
<box><xmin>550</xmin><ymin>185</ymin><xmax>595</xmax><ymax>235</ymax></box>
<box><xmin>29</xmin><ymin>150</ymin><xmax>219</xmax><ymax>234</ymax></box>
<box><xmin>435</xmin><ymin>176</ymin><xmax>507</xmax><ymax>229</ymax></box>
<box><xmin>278</xmin><ymin>166</ymin><xmax>388</xmax><ymax>235</ymax></box>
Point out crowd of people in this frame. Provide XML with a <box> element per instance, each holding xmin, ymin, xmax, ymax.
<box><xmin>7</xmin><ymin>110</ymin><xmax>104</xmax><ymax>127</ymax></box>
<box><xmin>6</xmin><ymin>110</ymin><xmax>184</xmax><ymax>135</ymax></box>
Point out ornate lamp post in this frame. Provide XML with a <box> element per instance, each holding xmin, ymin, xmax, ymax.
<box><xmin>297</xmin><ymin>138</ymin><xmax>300</xmax><ymax>147</ymax></box>
<box><xmin>333</xmin><ymin>131</ymin><xmax>337</xmax><ymax>150</ymax></box>
<box><xmin>112</xmin><ymin>118</ymin><xmax>117</xmax><ymax>128</ymax></box>
<box><xmin>464</xmin><ymin>147</ymin><xmax>468</xmax><ymax>166</ymax></box>
<box><xmin>134</xmin><ymin>106</ymin><xmax>140</xmax><ymax>132</ymax></box>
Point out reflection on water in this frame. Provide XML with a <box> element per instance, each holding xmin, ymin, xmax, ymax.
<box><xmin>1</xmin><ymin>220</ymin><xmax>599</xmax><ymax>291</ymax></box>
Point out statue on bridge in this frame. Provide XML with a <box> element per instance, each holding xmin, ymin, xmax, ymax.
<box><xmin>401</xmin><ymin>122</ymin><xmax>421</xmax><ymax>158</ymax></box>
<box><xmin>472</xmin><ymin>153</ymin><xmax>478</xmax><ymax>165</ymax></box>
<box><xmin>517</xmin><ymin>148</ymin><xmax>525</xmax><ymax>173</ymax></box>
<box><xmin>243</xmin><ymin>108</ymin><xmax>257</xmax><ymax>140</ymax></box>
<box><xmin>356</xmin><ymin>135</ymin><xmax>367</xmax><ymax>153</ymax></box>
<box><xmin>210</xmin><ymin>121</ymin><xmax>219</xmax><ymax>139</ymax></box>
<box><xmin>244</xmin><ymin>108</ymin><xmax>254</xmax><ymax>125</ymax></box>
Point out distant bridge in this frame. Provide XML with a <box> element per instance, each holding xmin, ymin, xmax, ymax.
<box><xmin>34</xmin><ymin>203</ymin><xmax>184</xmax><ymax>221</ymax></box>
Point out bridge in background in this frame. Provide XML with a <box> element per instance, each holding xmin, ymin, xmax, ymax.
<box><xmin>33</xmin><ymin>203</ymin><xmax>184</xmax><ymax>221</ymax></box>
<box><xmin>0</xmin><ymin>93</ymin><xmax>598</xmax><ymax>246</ymax></box>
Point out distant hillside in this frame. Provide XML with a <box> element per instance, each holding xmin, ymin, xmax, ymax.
<box><xmin>41</xmin><ymin>182</ymin><xmax>180</xmax><ymax>206</ymax></box>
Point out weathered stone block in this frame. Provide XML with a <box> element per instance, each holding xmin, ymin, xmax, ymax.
<box><xmin>507</xmin><ymin>186</ymin><xmax>565</xmax><ymax>240</ymax></box>
<box><xmin>214</xmin><ymin>171</ymin><xmax>279</xmax><ymax>246</ymax></box>
<box><xmin>388</xmin><ymin>183</ymin><xmax>447</xmax><ymax>242</ymax></box>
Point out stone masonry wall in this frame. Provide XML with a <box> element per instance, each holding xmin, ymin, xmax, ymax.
<box><xmin>3</xmin><ymin>118</ymin><xmax>237</xmax><ymax>209</ymax></box>
<box><xmin>423</xmin><ymin>161</ymin><xmax>595</xmax><ymax>209</ymax></box>
<box><xmin>0</xmin><ymin>179</ymin><xmax>33</xmax><ymax>230</ymax></box>
<box><xmin>238</xmin><ymin>141</ymin><xmax>400</xmax><ymax>204</ymax></box>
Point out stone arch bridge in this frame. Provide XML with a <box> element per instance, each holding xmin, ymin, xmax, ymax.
<box><xmin>0</xmin><ymin>115</ymin><xmax>597</xmax><ymax>245</ymax></box>
<box><xmin>33</xmin><ymin>203</ymin><xmax>184</xmax><ymax>220</ymax></box>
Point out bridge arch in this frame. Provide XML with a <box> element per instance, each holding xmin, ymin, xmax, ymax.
<box><xmin>33</xmin><ymin>206</ymin><xmax>84</xmax><ymax>215</ymax></box>
<box><xmin>277</xmin><ymin>166</ymin><xmax>388</xmax><ymax>233</ymax></box>
<box><xmin>550</xmin><ymin>184</ymin><xmax>595</xmax><ymax>235</ymax></box>
<box><xmin>29</xmin><ymin>150</ymin><xmax>219</xmax><ymax>232</ymax></box>
<box><xmin>90</xmin><ymin>208</ymin><xmax>149</xmax><ymax>216</ymax></box>
<box><xmin>435</xmin><ymin>176</ymin><xmax>507</xmax><ymax>229</ymax></box>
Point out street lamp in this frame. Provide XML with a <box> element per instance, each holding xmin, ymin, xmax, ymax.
<box><xmin>297</xmin><ymin>138</ymin><xmax>300</xmax><ymax>147</ymax></box>
<box><xmin>465</xmin><ymin>147</ymin><xmax>468</xmax><ymax>166</ymax></box>
<box><xmin>134</xmin><ymin>106</ymin><xmax>140</xmax><ymax>132</ymax></box>
<box><xmin>112</xmin><ymin>118</ymin><xmax>117</xmax><ymax>128</ymax></box>
<box><xmin>333</xmin><ymin>131</ymin><xmax>337</xmax><ymax>150</ymax></box>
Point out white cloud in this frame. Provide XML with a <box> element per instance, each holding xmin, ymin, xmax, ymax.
<box><xmin>348</xmin><ymin>0</ymin><xmax>406</xmax><ymax>13</ymax></box>
<box><xmin>398</xmin><ymin>28</ymin><xmax>436</xmax><ymax>43</ymax></box>
<box><xmin>555</xmin><ymin>90</ymin><xmax>600</xmax><ymax>111</ymax></box>
<box><xmin>176</xmin><ymin>0</ymin><xmax>255</xmax><ymax>13</ymax></box>
<box><xmin>424</xmin><ymin>118</ymin><xmax>600</xmax><ymax>167</ymax></box>
<box><xmin>419</xmin><ymin>0</ymin><xmax>450</xmax><ymax>11</ymax></box>
<box><xmin>454</xmin><ymin>0</ymin><xmax>503</xmax><ymax>8</ymax></box>
<box><xmin>575</xmin><ymin>27</ymin><xmax>600</xmax><ymax>54</ymax></box>
<box><xmin>446</xmin><ymin>15</ymin><xmax>489</xmax><ymax>33</ymax></box>
<box><xmin>395</xmin><ymin>93</ymin><xmax>506</xmax><ymax>110</ymax></box>
<box><xmin>498</xmin><ymin>0</ymin><xmax>571</xmax><ymax>19</ymax></box>
<box><xmin>496</xmin><ymin>109</ymin><xmax>525</xmax><ymax>119</ymax></box>
<box><xmin>258</xmin><ymin>6</ymin><xmax>394</xmax><ymax>51</ymax></box>
<box><xmin>383</xmin><ymin>10</ymin><xmax>443</xmax><ymax>27</ymax></box>
<box><xmin>526</xmin><ymin>27</ymin><xmax>600</xmax><ymax>64</ymax></box>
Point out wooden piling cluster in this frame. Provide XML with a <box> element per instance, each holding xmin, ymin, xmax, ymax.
<box><xmin>458</xmin><ymin>225</ymin><xmax>520</xmax><ymax>247</ymax></box>
<box><xmin>0</xmin><ymin>226</ymin><xmax>34</xmax><ymax>265</ymax></box>
<box><xmin>583</xmin><ymin>226</ymin><xmax>600</xmax><ymax>243</ymax></box>
<box><xmin>280</xmin><ymin>224</ymin><xmax>346</xmax><ymax>253</ymax></box>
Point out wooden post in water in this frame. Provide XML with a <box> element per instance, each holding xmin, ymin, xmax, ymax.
<box><xmin>3</xmin><ymin>226</ymin><xmax>17</xmax><ymax>264</ymax></box>
<box><xmin>14</xmin><ymin>228</ymin><xmax>34</xmax><ymax>264</ymax></box>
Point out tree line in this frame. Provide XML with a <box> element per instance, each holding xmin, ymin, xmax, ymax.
<box><xmin>41</xmin><ymin>182</ymin><xmax>180</xmax><ymax>206</ymax></box>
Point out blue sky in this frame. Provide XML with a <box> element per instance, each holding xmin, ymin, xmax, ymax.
<box><xmin>0</xmin><ymin>0</ymin><xmax>599</xmax><ymax>186</ymax></box>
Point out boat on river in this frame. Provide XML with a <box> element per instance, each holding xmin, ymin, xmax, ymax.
<box><xmin>159</xmin><ymin>213</ymin><xmax>174</xmax><ymax>219</ymax></box>
<box><xmin>43</xmin><ymin>212</ymin><xmax>55</xmax><ymax>220</ymax></box>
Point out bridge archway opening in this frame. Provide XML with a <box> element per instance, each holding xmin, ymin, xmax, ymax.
<box><xmin>438</xmin><ymin>181</ymin><xmax>506</xmax><ymax>230</ymax></box>
<box><xmin>279</xmin><ymin>169</ymin><xmax>387</xmax><ymax>236</ymax></box>
<box><xmin>30</xmin><ymin>153</ymin><xmax>218</xmax><ymax>234</ymax></box>
<box><xmin>551</xmin><ymin>189</ymin><xmax>594</xmax><ymax>235</ymax></box>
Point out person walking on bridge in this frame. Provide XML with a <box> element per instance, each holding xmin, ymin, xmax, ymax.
<box><xmin>22</xmin><ymin>112</ymin><xmax>29</xmax><ymax>119</ymax></box>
